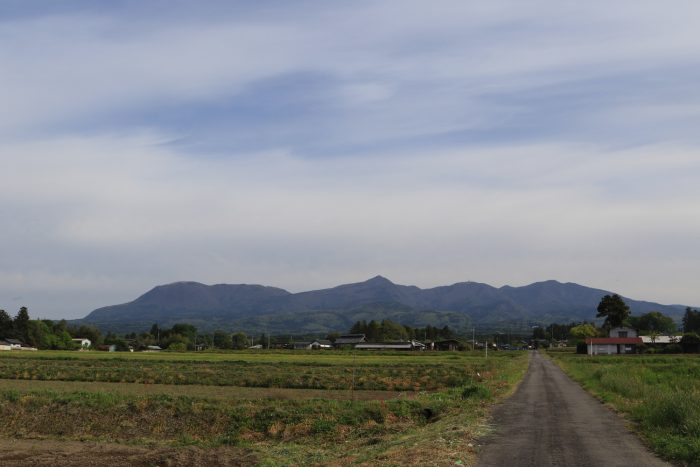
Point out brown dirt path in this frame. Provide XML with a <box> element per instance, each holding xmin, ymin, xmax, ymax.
<box><xmin>476</xmin><ymin>351</ymin><xmax>669</xmax><ymax>467</ymax></box>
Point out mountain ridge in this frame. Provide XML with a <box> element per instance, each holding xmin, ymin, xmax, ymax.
<box><xmin>78</xmin><ymin>276</ymin><xmax>691</xmax><ymax>334</ymax></box>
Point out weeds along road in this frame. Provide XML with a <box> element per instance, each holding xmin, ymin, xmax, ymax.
<box><xmin>477</xmin><ymin>351</ymin><xmax>669</xmax><ymax>467</ymax></box>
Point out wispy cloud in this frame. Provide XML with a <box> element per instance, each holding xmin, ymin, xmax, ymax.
<box><xmin>1</xmin><ymin>1</ymin><xmax>699</xmax><ymax>317</ymax></box>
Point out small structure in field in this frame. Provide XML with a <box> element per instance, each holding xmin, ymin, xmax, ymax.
<box><xmin>333</xmin><ymin>334</ymin><xmax>366</xmax><ymax>349</ymax></box>
<box><xmin>5</xmin><ymin>339</ymin><xmax>23</xmax><ymax>350</ymax></box>
<box><xmin>143</xmin><ymin>345</ymin><xmax>162</xmax><ymax>352</ymax></box>
<box><xmin>72</xmin><ymin>338</ymin><xmax>92</xmax><ymax>349</ymax></box>
<box><xmin>96</xmin><ymin>344</ymin><xmax>117</xmax><ymax>352</ymax></box>
<box><xmin>639</xmin><ymin>335</ymin><xmax>679</xmax><ymax>346</ymax></box>
<box><xmin>586</xmin><ymin>327</ymin><xmax>642</xmax><ymax>355</ymax></box>
<box><xmin>293</xmin><ymin>340</ymin><xmax>333</xmax><ymax>350</ymax></box>
<box><xmin>434</xmin><ymin>339</ymin><xmax>463</xmax><ymax>351</ymax></box>
<box><xmin>0</xmin><ymin>340</ymin><xmax>12</xmax><ymax>351</ymax></box>
<box><xmin>354</xmin><ymin>340</ymin><xmax>426</xmax><ymax>351</ymax></box>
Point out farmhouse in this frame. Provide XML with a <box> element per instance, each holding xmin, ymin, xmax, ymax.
<box><xmin>586</xmin><ymin>327</ymin><xmax>642</xmax><ymax>355</ymax></box>
<box><xmin>333</xmin><ymin>334</ymin><xmax>366</xmax><ymax>349</ymax></box>
<box><xmin>354</xmin><ymin>340</ymin><xmax>426</xmax><ymax>351</ymax></box>
<box><xmin>0</xmin><ymin>340</ymin><xmax>12</xmax><ymax>351</ymax></box>
<box><xmin>293</xmin><ymin>340</ymin><xmax>333</xmax><ymax>350</ymax></box>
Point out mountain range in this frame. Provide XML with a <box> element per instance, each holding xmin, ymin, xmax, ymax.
<box><xmin>77</xmin><ymin>276</ymin><xmax>690</xmax><ymax>335</ymax></box>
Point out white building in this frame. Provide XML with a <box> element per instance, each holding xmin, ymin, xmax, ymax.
<box><xmin>72</xmin><ymin>338</ymin><xmax>92</xmax><ymax>349</ymax></box>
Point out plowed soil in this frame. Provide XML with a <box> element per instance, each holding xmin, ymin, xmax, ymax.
<box><xmin>0</xmin><ymin>439</ymin><xmax>256</xmax><ymax>467</ymax></box>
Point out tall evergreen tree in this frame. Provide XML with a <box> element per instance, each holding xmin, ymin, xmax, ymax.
<box><xmin>683</xmin><ymin>307</ymin><xmax>700</xmax><ymax>333</ymax></box>
<box><xmin>596</xmin><ymin>294</ymin><xmax>630</xmax><ymax>328</ymax></box>
<box><xmin>13</xmin><ymin>306</ymin><xmax>30</xmax><ymax>342</ymax></box>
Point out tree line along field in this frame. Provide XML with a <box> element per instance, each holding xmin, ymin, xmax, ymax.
<box><xmin>0</xmin><ymin>350</ymin><xmax>529</xmax><ymax>466</ymax></box>
<box><xmin>549</xmin><ymin>352</ymin><xmax>700</xmax><ymax>466</ymax></box>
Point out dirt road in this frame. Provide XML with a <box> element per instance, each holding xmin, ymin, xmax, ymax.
<box><xmin>477</xmin><ymin>351</ymin><xmax>669</xmax><ymax>467</ymax></box>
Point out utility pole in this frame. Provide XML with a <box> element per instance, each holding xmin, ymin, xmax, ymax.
<box><xmin>472</xmin><ymin>328</ymin><xmax>475</xmax><ymax>351</ymax></box>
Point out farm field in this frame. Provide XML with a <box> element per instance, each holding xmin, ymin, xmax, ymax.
<box><xmin>0</xmin><ymin>350</ymin><xmax>529</xmax><ymax>466</ymax></box>
<box><xmin>549</xmin><ymin>352</ymin><xmax>700</xmax><ymax>466</ymax></box>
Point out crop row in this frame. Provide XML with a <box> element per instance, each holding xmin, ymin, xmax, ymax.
<box><xmin>0</xmin><ymin>358</ymin><xmax>484</xmax><ymax>390</ymax></box>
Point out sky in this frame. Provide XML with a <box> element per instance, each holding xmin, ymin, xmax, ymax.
<box><xmin>1</xmin><ymin>1</ymin><xmax>700</xmax><ymax>319</ymax></box>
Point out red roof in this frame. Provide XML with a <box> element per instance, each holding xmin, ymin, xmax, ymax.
<box><xmin>585</xmin><ymin>337</ymin><xmax>643</xmax><ymax>344</ymax></box>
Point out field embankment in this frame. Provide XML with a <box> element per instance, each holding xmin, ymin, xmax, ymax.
<box><xmin>0</xmin><ymin>350</ymin><xmax>529</xmax><ymax>466</ymax></box>
<box><xmin>549</xmin><ymin>353</ymin><xmax>700</xmax><ymax>466</ymax></box>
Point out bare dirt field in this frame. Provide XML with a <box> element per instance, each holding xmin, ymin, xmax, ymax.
<box><xmin>0</xmin><ymin>438</ymin><xmax>256</xmax><ymax>467</ymax></box>
<box><xmin>476</xmin><ymin>351</ymin><xmax>669</xmax><ymax>467</ymax></box>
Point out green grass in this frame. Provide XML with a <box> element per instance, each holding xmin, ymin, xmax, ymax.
<box><xmin>0</xmin><ymin>350</ymin><xmax>530</xmax><ymax>465</ymax></box>
<box><xmin>550</xmin><ymin>353</ymin><xmax>700</xmax><ymax>466</ymax></box>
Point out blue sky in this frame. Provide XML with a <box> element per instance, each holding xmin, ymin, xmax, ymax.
<box><xmin>1</xmin><ymin>1</ymin><xmax>699</xmax><ymax>319</ymax></box>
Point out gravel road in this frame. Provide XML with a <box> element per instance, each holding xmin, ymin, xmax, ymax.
<box><xmin>477</xmin><ymin>351</ymin><xmax>669</xmax><ymax>467</ymax></box>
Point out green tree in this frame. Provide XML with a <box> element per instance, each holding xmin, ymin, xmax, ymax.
<box><xmin>596</xmin><ymin>294</ymin><xmax>630</xmax><ymax>328</ymax></box>
<box><xmin>569</xmin><ymin>323</ymin><xmax>598</xmax><ymax>340</ymax></box>
<box><xmin>0</xmin><ymin>310</ymin><xmax>13</xmax><ymax>338</ymax></box>
<box><xmin>367</xmin><ymin>320</ymin><xmax>381</xmax><ymax>341</ymax></box>
<box><xmin>213</xmin><ymin>330</ymin><xmax>232</xmax><ymax>349</ymax></box>
<box><xmin>164</xmin><ymin>333</ymin><xmax>190</xmax><ymax>350</ymax></box>
<box><xmin>13</xmin><ymin>306</ymin><xmax>30</xmax><ymax>342</ymax></box>
<box><xmin>629</xmin><ymin>311</ymin><xmax>676</xmax><ymax>334</ymax></box>
<box><xmin>231</xmin><ymin>332</ymin><xmax>249</xmax><ymax>349</ymax></box>
<box><xmin>680</xmin><ymin>332</ymin><xmax>700</xmax><ymax>353</ymax></box>
<box><xmin>26</xmin><ymin>320</ymin><xmax>50</xmax><ymax>348</ymax></box>
<box><xmin>682</xmin><ymin>307</ymin><xmax>700</xmax><ymax>333</ymax></box>
<box><xmin>380</xmin><ymin>320</ymin><xmax>408</xmax><ymax>341</ymax></box>
<box><xmin>170</xmin><ymin>323</ymin><xmax>197</xmax><ymax>343</ymax></box>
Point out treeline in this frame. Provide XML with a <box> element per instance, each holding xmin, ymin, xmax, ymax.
<box><xmin>0</xmin><ymin>307</ymin><xmax>101</xmax><ymax>350</ymax></box>
<box><xmin>533</xmin><ymin>308</ymin><xmax>696</xmax><ymax>341</ymax></box>
<box><xmin>349</xmin><ymin>319</ymin><xmax>456</xmax><ymax>342</ymax></box>
<box><xmin>123</xmin><ymin>324</ymin><xmax>257</xmax><ymax>351</ymax></box>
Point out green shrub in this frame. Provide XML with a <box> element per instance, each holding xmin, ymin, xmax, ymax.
<box><xmin>460</xmin><ymin>385</ymin><xmax>491</xmax><ymax>400</ymax></box>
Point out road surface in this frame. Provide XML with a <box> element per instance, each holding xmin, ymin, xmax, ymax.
<box><xmin>477</xmin><ymin>351</ymin><xmax>669</xmax><ymax>467</ymax></box>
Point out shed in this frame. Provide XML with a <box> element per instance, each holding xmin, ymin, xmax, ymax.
<box><xmin>5</xmin><ymin>339</ymin><xmax>23</xmax><ymax>350</ymax></box>
<box><xmin>72</xmin><ymin>338</ymin><xmax>92</xmax><ymax>349</ymax></box>
<box><xmin>333</xmin><ymin>334</ymin><xmax>366</xmax><ymax>348</ymax></box>
<box><xmin>434</xmin><ymin>339</ymin><xmax>463</xmax><ymax>351</ymax></box>
<box><xmin>354</xmin><ymin>340</ymin><xmax>426</xmax><ymax>351</ymax></box>
<box><xmin>586</xmin><ymin>337</ymin><xmax>642</xmax><ymax>355</ymax></box>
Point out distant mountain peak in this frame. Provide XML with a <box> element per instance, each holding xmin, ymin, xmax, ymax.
<box><xmin>365</xmin><ymin>275</ymin><xmax>394</xmax><ymax>285</ymax></box>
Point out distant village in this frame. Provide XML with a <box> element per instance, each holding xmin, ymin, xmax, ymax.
<box><xmin>1</xmin><ymin>300</ymin><xmax>699</xmax><ymax>355</ymax></box>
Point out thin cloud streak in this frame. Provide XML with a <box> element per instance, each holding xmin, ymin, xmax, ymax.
<box><xmin>1</xmin><ymin>1</ymin><xmax>699</xmax><ymax>318</ymax></box>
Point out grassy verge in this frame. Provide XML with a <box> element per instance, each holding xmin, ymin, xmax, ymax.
<box><xmin>0</xmin><ymin>350</ymin><xmax>529</xmax><ymax>465</ymax></box>
<box><xmin>549</xmin><ymin>352</ymin><xmax>700</xmax><ymax>466</ymax></box>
